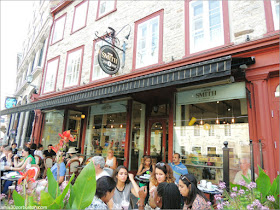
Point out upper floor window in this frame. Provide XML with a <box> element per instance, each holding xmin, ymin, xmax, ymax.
<box><xmin>96</xmin><ymin>0</ymin><xmax>116</xmax><ymax>19</ymax></box>
<box><xmin>51</xmin><ymin>14</ymin><xmax>66</xmax><ymax>44</ymax></box>
<box><xmin>63</xmin><ymin>46</ymin><xmax>84</xmax><ymax>88</ymax></box>
<box><xmin>71</xmin><ymin>0</ymin><xmax>89</xmax><ymax>33</ymax></box>
<box><xmin>91</xmin><ymin>39</ymin><xmax>110</xmax><ymax>81</ymax></box>
<box><xmin>271</xmin><ymin>0</ymin><xmax>279</xmax><ymax>30</ymax></box>
<box><xmin>43</xmin><ymin>56</ymin><xmax>59</xmax><ymax>93</ymax></box>
<box><xmin>189</xmin><ymin>0</ymin><xmax>224</xmax><ymax>54</ymax></box>
<box><xmin>133</xmin><ymin>10</ymin><xmax>163</xmax><ymax>70</ymax></box>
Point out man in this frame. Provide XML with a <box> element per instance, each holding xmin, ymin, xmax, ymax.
<box><xmin>169</xmin><ymin>153</ymin><xmax>188</xmax><ymax>184</ymax></box>
<box><xmin>11</xmin><ymin>143</ymin><xmax>18</xmax><ymax>155</ymax></box>
<box><xmin>43</xmin><ymin>144</ymin><xmax>56</xmax><ymax>158</ymax></box>
<box><xmin>91</xmin><ymin>156</ymin><xmax>110</xmax><ymax>180</ymax></box>
<box><xmin>26</xmin><ymin>142</ymin><xmax>32</xmax><ymax>148</ymax></box>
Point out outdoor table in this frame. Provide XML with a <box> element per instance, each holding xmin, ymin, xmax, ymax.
<box><xmin>135</xmin><ymin>175</ymin><xmax>150</xmax><ymax>183</ymax></box>
<box><xmin>197</xmin><ymin>184</ymin><xmax>222</xmax><ymax>204</ymax></box>
<box><xmin>1</xmin><ymin>174</ymin><xmax>22</xmax><ymax>189</ymax></box>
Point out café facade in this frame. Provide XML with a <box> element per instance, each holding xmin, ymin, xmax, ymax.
<box><xmin>1</xmin><ymin>0</ymin><xmax>279</xmax><ymax>183</ymax></box>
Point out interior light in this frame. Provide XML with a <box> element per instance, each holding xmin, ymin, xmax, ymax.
<box><xmin>217</xmin><ymin>101</ymin><xmax>220</xmax><ymax>103</ymax></box>
<box><xmin>120</xmin><ymin>124</ymin><xmax>123</xmax><ymax>128</ymax></box>
<box><xmin>111</xmin><ymin>125</ymin><xmax>114</xmax><ymax>128</ymax></box>
<box><xmin>200</xmin><ymin>120</ymin><xmax>204</xmax><ymax>125</ymax></box>
<box><xmin>216</xmin><ymin>118</ymin><xmax>220</xmax><ymax>124</ymax></box>
<box><xmin>81</xmin><ymin>114</ymin><xmax>85</xmax><ymax>119</ymax></box>
<box><xmin>231</xmin><ymin>118</ymin><xmax>235</xmax><ymax>123</ymax></box>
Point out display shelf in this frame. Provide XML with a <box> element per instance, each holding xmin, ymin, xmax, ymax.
<box><xmin>185</xmin><ymin>164</ymin><xmax>223</xmax><ymax>169</ymax></box>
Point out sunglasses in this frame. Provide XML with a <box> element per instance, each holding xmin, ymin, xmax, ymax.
<box><xmin>180</xmin><ymin>175</ymin><xmax>191</xmax><ymax>183</ymax></box>
<box><xmin>156</xmin><ymin>162</ymin><xmax>165</xmax><ymax>167</ymax></box>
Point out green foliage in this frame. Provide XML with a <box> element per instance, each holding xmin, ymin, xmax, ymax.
<box><xmin>70</xmin><ymin>161</ymin><xmax>96</xmax><ymax>209</ymax></box>
<box><xmin>256</xmin><ymin>166</ymin><xmax>272</xmax><ymax>202</ymax></box>
<box><xmin>12</xmin><ymin>190</ymin><xmax>25</xmax><ymax>207</ymax></box>
<box><xmin>47</xmin><ymin>168</ymin><xmax>60</xmax><ymax>199</ymax></box>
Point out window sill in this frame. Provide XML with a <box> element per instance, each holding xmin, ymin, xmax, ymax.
<box><xmin>70</xmin><ymin>25</ymin><xmax>87</xmax><ymax>35</ymax></box>
<box><xmin>51</xmin><ymin>38</ymin><xmax>64</xmax><ymax>46</ymax></box>
<box><xmin>96</xmin><ymin>8</ymin><xmax>117</xmax><ymax>21</ymax></box>
<box><xmin>132</xmin><ymin>61</ymin><xmax>165</xmax><ymax>72</ymax></box>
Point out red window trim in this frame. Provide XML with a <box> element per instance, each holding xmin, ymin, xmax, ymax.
<box><xmin>89</xmin><ymin>38</ymin><xmax>111</xmax><ymax>83</ymax></box>
<box><xmin>70</xmin><ymin>0</ymin><xmax>89</xmax><ymax>35</ymax></box>
<box><xmin>184</xmin><ymin>0</ymin><xmax>230</xmax><ymax>57</ymax></box>
<box><xmin>42</xmin><ymin>56</ymin><xmax>60</xmax><ymax>95</ymax></box>
<box><xmin>264</xmin><ymin>0</ymin><xmax>280</xmax><ymax>35</ymax></box>
<box><xmin>132</xmin><ymin>9</ymin><xmax>164</xmax><ymax>71</ymax></box>
<box><xmin>62</xmin><ymin>45</ymin><xmax>85</xmax><ymax>90</ymax></box>
<box><xmin>51</xmin><ymin>13</ymin><xmax>67</xmax><ymax>45</ymax></box>
<box><xmin>96</xmin><ymin>0</ymin><xmax>117</xmax><ymax>21</ymax></box>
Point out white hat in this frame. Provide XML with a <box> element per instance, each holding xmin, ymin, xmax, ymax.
<box><xmin>67</xmin><ymin>147</ymin><xmax>78</xmax><ymax>154</ymax></box>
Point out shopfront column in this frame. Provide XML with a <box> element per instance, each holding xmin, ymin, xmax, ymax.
<box><xmin>15</xmin><ymin>112</ymin><xmax>25</xmax><ymax>145</ymax></box>
<box><xmin>251</xmin><ymin>79</ymin><xmax>276</xmax><ymax>178</ymax></box>
<box><xmin>32</xmin><ymin>110</ymin><xmax>43</xmax><ymax>144</ymax></box>
<box><xmin>20</xmin><ymin>111</ymin><xmax>30</xmax><ymax>148</ymax></box>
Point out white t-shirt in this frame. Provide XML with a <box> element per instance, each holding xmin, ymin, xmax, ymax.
<box><xmin>96</xmin><ymin>170</ymin><xmax>110</xmax><ymax>180</ymax></box>
<box><xmin>34</xmin><ymin>150</ymin><xmax>44</xmax><ymax>159</ymax></box>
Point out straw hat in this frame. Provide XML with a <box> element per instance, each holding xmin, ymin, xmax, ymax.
<box><xmin>67</xmin><ymin>147</ymin><xmax>78</xmax><ymax>154</ymax></box>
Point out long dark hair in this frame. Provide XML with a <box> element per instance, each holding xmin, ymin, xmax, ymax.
<box><xmin>113</xmin><ymin>165</ymin><xmax>130</xmax><ymax>184</ymax></box>
<box><xmin>180</xmin><ymin>174</ymin><xmax>208</xmax><ymax>208</ymax></box>
<box><xmin>157</xmin><ymin>182</ymin><xmax>181</xmax><ymax>209</ymax></box>
<box><xmin>23</xmin><ymin>147</ymin><xmax>33</xmax><ymax>157</ymax></box>
<box><xmin>150</xmin><ymin>162</ymin><xmax>175</xmax><ymax>186</ymax></box>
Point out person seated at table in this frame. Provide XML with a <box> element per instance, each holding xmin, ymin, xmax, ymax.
<box><xmin>2</xmin><ymin>147</ymin><xmax>36</xmax><ymax>194</ymax></box>
<box><xmin>105</xmin><ymin>149</ymin><xmax>117</xmax><ymax>170</ymax></box>
<box><xmin>11</xmin><ymin>143</ymin><xmax>18</xmax><ymax>155</ymax></box>
<box><xmin>138</xmin><ymin>182</ymin><xmax>181</xmax><ymax>210</ymax></box>
<box><xmin>51</xmin><ymin>152</ymin><xmax>66</xmax><ymax>184</ymax></box>
<box><xmin>34</xmin><ymin>144</ymin><xmax>44</xmax><ymax>160</ymax></box>
<box><xmin>179</xmin><ymin>174</ymin><xmax>210</xmax><ymax>210</ymax></box>
<box><xmin>86</xmin><ymin>176</ymin><xmax>116</xmax><ymax>209</ymax></box>
<box><xmin>137</xmin><ymin>155</ymin><xmax>155</xmax><ymax>177</ymax></box>
<box><xmin>30</xmin><ymin>143</ymin><xmax>37</xmax><ymax>156</ymax></box>
<box><xmin>108</xmin><ymin>165</ymin><xmax>140</xmax><ymax>209</ymax></box>
<box><xmin>43</xmin><ymin>144</ymin><xmax>56</xmax><ymax>158</ymax></box>
<box><xmin>233</xmin><ymin>157</ymin><xmax>257</xmax><ymax>184</ymax></box>
<box><xmin>149</xmin><ymin>162</ymin><xmax>175</xmax><ymax>208</ymax></box>
<box><xmin>1</xmin><ymin>146</ymin><xmax>13</xmax><ymax>166</ymax></box>
<box><xmin>91</xmin><ymin>156</ymin><xmax>110</xmax><ymax>180</ymax></box>
<box><xmin>65</xmin><ymin>147</ymin><xmax>79</xmax><ymax>166</ymax></box>
<box><xmin>169</xmin><ymin>153</ymin><xmax>188</xmax><ymax>184</ymax></box>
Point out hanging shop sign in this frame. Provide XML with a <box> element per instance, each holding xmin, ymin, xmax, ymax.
<box><xmin>5</xmin><ymin>97</ymin><xmax>17</xmax><ymax>109</ymax></box>
<box><xmin>98</xmin><ymin>45</ymin><xmax>120</xmax><ymax>75</ymax></box>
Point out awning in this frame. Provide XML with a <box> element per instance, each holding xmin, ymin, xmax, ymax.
<box><xmin>0</xmin><ymin>55</ymin><xmax>253</xmax><ymax>116</ymax></box>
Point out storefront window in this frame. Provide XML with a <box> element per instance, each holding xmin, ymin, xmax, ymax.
<box><xmin>84</xmin><ymin>101</ymin><xmax>127</xmax><ymax>165</ymax></box>
<box><xmin>41</xmin><ymin>110</ymin><xmax>64</xmax><ymax>149</ymax></box>
<box><xmin>129</xmin><ymin>102</ymin><xmax>146</xmax><ymax>171</ymax></box>
<box><xmin>174</xmin><ymin>82</ymin><xmax>250</xmax><ymax>184</ymax></box>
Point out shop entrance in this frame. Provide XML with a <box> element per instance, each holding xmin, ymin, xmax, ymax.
<box><xmin>147</xmin><ymin>118</ymin><xmax>168</xmax><ymax>163</ymax></box>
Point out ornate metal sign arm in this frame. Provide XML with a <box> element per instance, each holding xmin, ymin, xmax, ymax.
<box><xmin>95</xmin><ymin>31</ymin><xmax>124</xmax><ymax>53</ymax></box>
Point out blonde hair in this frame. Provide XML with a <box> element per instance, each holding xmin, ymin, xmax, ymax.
<box><xmin>150</xmin><ymin>163</ymin><xmax>175</xmax><ymax>186</ymax></box>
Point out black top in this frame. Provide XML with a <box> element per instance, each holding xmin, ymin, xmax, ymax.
<box><xmin>12</xmin><ymin>148</ymin><xmax>17</xmax><ymax>155</ymax></box>
<box><xmin>43</xmin><ymin>150</ymin><xmax>56</xmax><ymax>157</ymax></box>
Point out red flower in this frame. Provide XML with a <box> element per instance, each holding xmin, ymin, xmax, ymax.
<box><xmin>51</xmin><ymin>145</ymin><xmax>60</xmax><ymax>153</ymax></box>
<box><xmin>59</xmin><ymin>130</ymin><xmax>75</xmax><ymax>143</ymax></box>
<box><xmin>18</xmin><ymin>169</ymin><xmax>36</xmax><ymax>185</ymax></box>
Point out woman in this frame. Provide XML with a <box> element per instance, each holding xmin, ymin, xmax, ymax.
<box><xmin>178</xmin><ymin>174</ymin><xmax>210</xmax><ymax>210</ymax></box>
<box><xmin>108</xmin><ymin>165</ymin><xmax>140</xmax><ymax>209</ymax></box>
<box><xmin>138</xmin><ymin>182</ymin><xmax>181</xmax><ymax>209</ymax></box>
<box><xmin>105</xmin><ymin>149</ymin><xmax>117</xmax><ymax>170</ymax></box>
<box><xmin>137</xmin><ymin>155</ymin><xmax>155</xmax><ymax>176</ymax></box>
<box><xmin>5</xmin><ymin>147</ymin><xmax>35</xmax><ymax>171</ymax></box>
<box><xmin>149</xmin><ymin>162</ymin><xmax>175</xmax><ymax>208</ymax></box>
<box><xmin>66</xmin><ymin>147</ymin><xmax>79</xmax><ymax>166</ymax></box>
<box><xmin>86</xmin><ymin>176</ymin><xmax>116</xmax><ymax>209</ymax></box>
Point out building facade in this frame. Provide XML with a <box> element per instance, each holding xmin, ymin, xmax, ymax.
<box><xmin>1</xmin><ymin>0</ymin><xmax>279</xmax><ymax>182</ymax></box>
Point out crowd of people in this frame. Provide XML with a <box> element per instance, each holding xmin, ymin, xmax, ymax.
<box><xmin>1</xmin><ymin>142</ymin><xmax>213</xmax><ymax>209</ymax></box>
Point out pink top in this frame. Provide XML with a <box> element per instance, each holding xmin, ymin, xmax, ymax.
<box><xmin>183</xmin><ymin>195</ymin><xmax>210</xmax><ymax>210</ymax></box>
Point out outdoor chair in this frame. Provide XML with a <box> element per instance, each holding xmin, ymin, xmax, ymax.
<box><xmin>78</xmin><ymin>155</ymin><xmax>85</xmax><ymax>165</ymax></box>
<box><xmin>65</xmin><ymin>159</ymin><xmax>80</xmax><ymax>181</ymax></box>
<box><xmin>43</xmin><ymin>156</ymin><xmax>53</xmax><ymax>178</ymax></box>
<box><xmin>34</xmin><ymin>155</ymin><xmax>41</xmax><ymax>165</ymax></box>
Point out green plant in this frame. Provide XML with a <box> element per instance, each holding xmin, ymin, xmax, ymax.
<box><xmin>12</xmin><ymin>161</ymin><xmax>96</xmax><ymax>209</ymax></box>
<box><xmin>214</xmin><ymin>166</ymin><xmax>279</xmax><ymax>209</ymax></box>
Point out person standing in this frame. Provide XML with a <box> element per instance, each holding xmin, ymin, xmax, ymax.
<box><xmin>169</xmin><ymin>153</ymin><xmax>188</xmax><ymax>184</ymax></box>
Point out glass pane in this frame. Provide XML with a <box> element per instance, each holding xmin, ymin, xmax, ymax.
<box><xmin>67</xmin><ymin>110</ymin><xmax>82</xmax><ymax>148</ymax></box>
<box><xmin>150</xmin><ymin>122</ymin><xmax>163</xmax><ymax>163</ymax></box>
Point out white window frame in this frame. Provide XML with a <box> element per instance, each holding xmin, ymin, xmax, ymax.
<box><xmin>92</xmin><ymin>39</ymin><xmax>110</xmax><ymax>81</ymax></box>
<box><xmin>208</xmin><ymin>125</ymin><xmax>215</xmax><ymax>136</ymax></box>
<box><xmin>43</xmin><ymin>58</ymin><xmax>59</xmax><ymax>93</ymax></box>
<box><xmin>189</xmin><ymin>0</ymin><xmax>224</xmax><ymax>53</ymax></box>
<box><xmin>194</xmin><ymin>125</ymin><xmax>200</xmax><ymax>136</ymax></box>
<box><xmin>224</xmin><ymin>124</ymin><xmax>231</xmax><ymax>136</ymax></box>
<box><xmin>72</xmin><ymin>0</ymin><xmax>88</xmax><ymax>33</ymax></box>
<box><xmin>136</xmin><ymin>15</ymin><xmax>160</xmax><ymax>69</ymax></box>
<box><xmin>52</xmin><ymin>14</ymin><xmax>66</xmax><ymax>44</ymax></box>
<box><xmin>98</xmin><ymin>0</ymin><xmax>115</xmax><ymax>18</ymax></box>
<box><xmin>64</xmin><ymin>48</ymin><xmax>83</xmax><ymax>88</ymax></box>
<box><xmin>271</xmin><ymin>0</ymin><xmax>280</xmax><ymax>30</ymax></box>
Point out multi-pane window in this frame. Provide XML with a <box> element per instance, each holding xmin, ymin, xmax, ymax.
<box><xmin>189</xmin><ymin>0</ymin><xmax>224</xmax><ymax>53</ymax></box>
<box><xmin>92</xmin><ymin>39</ymin><xmax>110</xmax><ymax>81</ymax></box>
<box><xmin>43</xmin><ymin>57</ymin><xmax>59</xmax><ymax>93</ymax></box>
<box><xmin>224</xmin><ymin>124</ymin><xmax>231</xmax><ymax>136</ymax></box>
<box><xmin>208</xmin><ymin>125</ymin><xmax>215</xmax><ymax>136</ymax></box>
<box><xmin>52</xmin><ymin>14</ymin><xmax>66</xmax><ymax>44</ymax></box>
<box><xmin>38</xmin><ymin>40</ymin><xmax>46</xmax><ymax>67</ymax></box>
<box><xmin>136</xmin><ymin>15</ymin><xmax>159</xmax><ymax>69</ymax></box>
<box><xmin>271</xmin><ymin>0</ymin><xmax>280</xmax><ymax>30</ymax></box>
<box><xmin>64</xmin><ymin>47</ymin><xmax>84</xmax><ymax>88</ymax></box>
<box><xmin>194</xmin><ymin>125</ymin><xmax>200</xmax><ymax>136</ymax></box>
<box><xmin>98</xmin><ymin>0</ymin><xmax>115</xmax><ymax>18</ymax></box>
<box><xmin>72</xmin><ymin>0</ymin><xmax>88</xmax><ymax>33</ymax></box>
